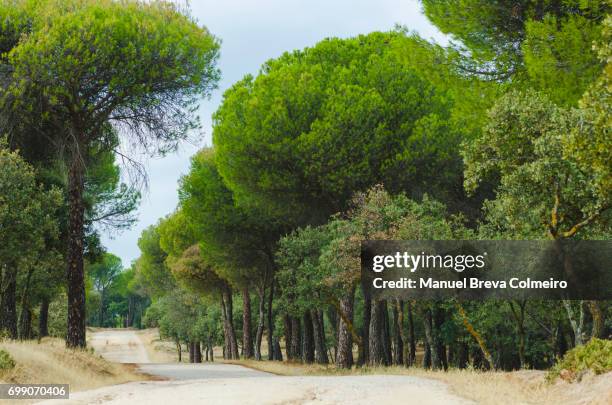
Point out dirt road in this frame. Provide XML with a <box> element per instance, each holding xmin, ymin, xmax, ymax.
<box><xmin>46</xmin><ymin>329</ymin><xmax>472</xmax><ymax>405</ymax></box>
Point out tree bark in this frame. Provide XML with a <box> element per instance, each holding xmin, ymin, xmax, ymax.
<box><xmin>175</xmin><ymin>339</ymin><xmax>182</xmax><ymax>362</ymax></box>
<box><xmin>222</xmin><ymin>287</ymin><xmax>239</xmax><ymax>359</ymax></box>
<box><xmin>290</xmin><ymin>316</ymin><xmax>302</xmax><ymax>360</ymax></box>
<box><xmin>327</xmin><ymin>306</ymin><xmax>338</xmax><ymax>362</ymax></box>
<box><xmin>358</xmin><ymin>286</ymin><xmax>371</xmax><ymax>366</ymax></box>
<box><xmin>588</xmin><ymin>300</ymin><xmax>605</xmax><ymax>339</ymax></box>
<box><xmin>312</xmin><ymin>309</ymin><xmax>329</xmax><ymax>364</ymax></box>
<box><xmin>39</xmin><ymin>297</ymin><xmax>50</xmax><ymax>338</ymax></box>
<box><xmin>0</xmin><ymin>267</ymin><xmax>18</xmax><ymax>338</ymax></box>
<box><xmin>407</xmin><ymin>301</ymin><xmax>416</xmax><ymax>367</ymax></box>
<box><xmin>242</xmin><ymin>287</ymin><xmax>254</xmax><ymax>359</ymax></box>
<box><xmin>273</xmin><ymin>336</ymin><xmax>283</xmax><ymax>361</ymax></box>
<box><xmin>266</xmin><ymin>279</ymin><xmax>274</xmax><ymax>360</ymax></box>
<box><xmin>302</xmin><ymin>310</ymin><xmax>315</xmax><ymax>363</ymax></box>
<box><xmin>423</xmin><ymin>306</ymin><xmax>440</xmax><ymax>369</ymax></box>
<box><xmin>188</xmin><ymin>341</ymin><xmax>195</xmax><ymax>363</ymax></box>
<box><xmin>368</xmin><ymin>299</ymin><xmax>385</xmax><ymax>366</ymax></box>
<box><xmin>194</xmin><ymin>341</ymin><xmax>202</xmax><ymax>363</ymax></box>
<box><xmin>283</xmin><ymin>314</ymin><xmax>293</xmax><ymax>360</ymax></box>
<box><xmin>393</xmin><ymin>300</ymin><xmax>404</xmax><ymax>365</ymax></box>
<box><xmin>382</xmin><ymin>300</ymin><xmax>392</xmax><ymax>366</ymax></box>
<box><xmin>336</xmin><ymin>287</ymin><xmax>355</xmax><ymax>369</ymax></box>
<box><xmin>66</xmin><ymin>158</ymin><xmax>86</xmax><ymax>348</ymax></box>
<box><xmin>254</xmin><ymin>286</ymin><xmax>265</xmax><ymax>360</ymax></box>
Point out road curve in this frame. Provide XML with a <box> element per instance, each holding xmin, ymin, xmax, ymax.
<box><xmin>42</xmin><ymin>329</ymin><xmax>471</xmax><ymax>405</ymax></box>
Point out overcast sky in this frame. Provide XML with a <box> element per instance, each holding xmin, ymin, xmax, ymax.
<box><xmin>101</xmin><ymin>0</ymin><xmax>447</xmax><ymax>268</ymax></box>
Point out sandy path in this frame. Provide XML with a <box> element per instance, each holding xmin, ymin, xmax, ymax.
<box><xmin>44</xmin><ymin>375</ymin><xmax>472</xmax><ymax>405</ymax></box>
<box><xmin>89</xmin><ymin>329</ymin><xmax>151</xmax><ymax>363</ymax></box>
<box><xmin>54</xmin><ymin>329</ymin><xmax>471</xmax><ymax>405</ymax></box>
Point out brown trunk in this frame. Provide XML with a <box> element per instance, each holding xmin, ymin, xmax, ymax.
<box><xmin>266</xmin><ymin>279</ymin><xmax>274</xmax><ymax>360</ymax></box>
<box><xmin>283</xmin><ymin>314</ymin><xmax>293</xmax><ymax>360</ymax></box>
<box><xmin>302</xmin><ymin>310</ymin><xmax>315</xmax><ymax>363</ymax></box>
<box><xmin>423</xmin><ymin>306</ymin><xmax>440</xmax><ymax>369</ymax></box>
<box><xmin>176</xmin><ymin>339</ymin><xmax>182</xmax><ymax>362</ymax></box>
<box><xmin>588</xmin><ymin>300</ymin><xmax>605</xmax><ymax>339</ymax></box>
<box><xmin>336</xmin><ymin>287</ymin><xmax>355</xmax><ymax>369</ymax></box>
<box><xmin>407</xmin><ymin>301</ymin><xmax>416</xmax><ymax>366</ymax></box>
<box><xmin>312</xmin><ymin>309</ymin><xmax>329</xmax><ymax>364</ymax></box>
<box><xmin>39</xmin><ymin>297</ymin><xmax>50</xmax><ymax>338</ymax></box>
<box><xmin>194</xmin><ymin>341</ymin><xmax>202</xmax><ymax>363</ymax></box>
<box><xmin>0</xmin><ymin>267</ymin><xmax>18</xmax><ymax>338</ymax></box>
<box><xmin>189</xmin><ymin>341</ymin><xmax>195</xmax><ymax>363</ymax></box>
<box><xmin>255</xmin><ymin>286</ymin><xmax>265</xmax><ymax>360</ymax></box>
<box><xmin>222</xmin><ymin>287</ymin><xmax>239</xmax><ymax>359</ymax></box>
<box><xmin>368</xmin><ymin>299</ymin><xmax>385</xmax><ymax>366</ymax></box>
<box><xmin>393</xmin><ymin>300</ymin><xmax>404</xmax><ymax>365</ymax></box>
<box><xmin>242</xmin><ymin>287</ymin><xmax>254</xmax><ymax>358</ymax></box>
<box><xmin>273</xmin><ymin>336</ymin><xmax>283</xmax><ymax>361</ymax></box>
<box><xmin>66</xmin><ymin>158</ymin><xmax>86</xmax><ymax>348</ymax></box>
<box><xmin>382</xmin><ymin>301</ymin><xmax>392</xmax><ymax>366</ymax></box>
<box><xmin>290</xmin><ymin>316</ymin><xmax>302</xmax><ymax>360</ymax></box>
<box><xmin>358</xmin><ymin>286</ymin><xmax>371</xmax><ymax>366</ymax></box>
<box><xmin>327</xmin><ymin>307</ymin><xmax>338</xmax><ymax>362</ymax></box>
<box><xmin>18</xmin><ymin>268</ymin><xmax>34</xmax><ymax>340</ymax></box>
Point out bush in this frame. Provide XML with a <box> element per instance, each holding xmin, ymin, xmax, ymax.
<box><xmin>0</xmin><ymin>349</ymin><xmax>15</xmax><ymax>371</ymax></box>
<box><xmin>548</xmin><ymin>338</ymin><xmax>612</xmax><ymax>382</ymax></box>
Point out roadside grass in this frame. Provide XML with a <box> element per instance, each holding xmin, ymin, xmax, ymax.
<box><xmin>0</xmin><ymin>337</ymin><xmax>144</xmax><ymax>392</ymax></box>
<box><xmin>226</xmin><ymin>359</ymin><xmax>612</xmax><ymax>405</ymax></box>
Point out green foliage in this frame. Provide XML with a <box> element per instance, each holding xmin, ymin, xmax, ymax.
<box><xmin>548</xmin><ymin>338</ymin><xmax>612</xmax><ymax>381</ymax></box>
<box><xmin>421</xmin><ymin>0</ymin><xmax>608</xmax><ymax>92</ymax></box>
<box><xmin>0</xmin><ymin>349</ymin><xmax>15</xmax><ymax>370</ymax></box>
<box><xmin>214</xmin><ymin>32</ymin><xmax>474</xmax><ymax>226</ymax></box>
<box><xmin>464</xmin><ymin>90</ymin><xmax>610</xmax><ymax>239</ymax></box>
<box><xmin>135</xmin><ymin>224</ymin><xmax>175</xmax><ymax>298</ymax></box>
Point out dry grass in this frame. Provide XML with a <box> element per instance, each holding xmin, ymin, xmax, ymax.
<box><xmin>0</xmin><ymin>337</ymin><xmax>144</xmax><ymax>398</ymax></box>
<box><xmin>226</xmin><ymin>360</ymin><xmax>612</xmax><ymax>405</ymax></box>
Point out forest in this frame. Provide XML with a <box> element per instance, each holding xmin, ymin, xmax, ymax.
<box><xmin>0</xmin><ymin>0</ymin><xmax>610</xmax><ymax>374</ymax></box>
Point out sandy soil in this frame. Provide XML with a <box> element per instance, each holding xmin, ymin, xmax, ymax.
<box><xmin>46</xmin><ymin>329</ymin><xmax>471</xmax><ymax>405</ymax></box>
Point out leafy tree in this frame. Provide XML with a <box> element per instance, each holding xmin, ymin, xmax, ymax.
<box><xmin>87</xmin><ymin>253</ymin><xmax>122</xmax><ymax>327</ymax></box>
<box><xmin>0</xmin><ymin>0</ymin><xmax>220</xmax><ymax>347</ymax></box>
<box><xmin>177</xmin><ymin>149</ymin><xmax>283</xmax><ymax>359</ymax></box>
<box><xmin>0</xmin><ymin>144</ymin><xmax>62</xmax><ymax>338</ymax></box>
<box><xmin>135</xmin><ymin>224</ymin><xmax>176</xmax><ymax>299</ymax></box>
<box><xmin>214</xmin><ymin>32</ymin><xmax>474</xmax><ymax>228</ymax></box>
<box><xmin>421</xmin><ymin>0</ymin><xmax>608</xmax><ymax>93</ymax></box>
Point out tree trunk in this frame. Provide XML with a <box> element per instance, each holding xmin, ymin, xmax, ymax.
<box><xmin>407</xmin><ymin>301</ymin><xmax>416</xmax><ymax>367</ymax></box>
<box><xmin>302</xmin><ymin>310</ymin><xmax>315</xmax><ymax>363</ymax></box>
<box><xmin>39</xmin><ymin>297</ymin><xmax>50</xmax><ymax>338</ymax></box>
<box><xmin>433</xmin><ymin>304</ymin><xmax>448</xmax><ymax>370</ymax></box>
<box><xmin>327</xmin><ymin>306</ymin><xmax>338</xmax><ymax>362</ymax></box>
<box><xmin>423</xmin><ymin>306</ymin><xmax>440</xmax><ymax>369</ymax></box>
<box><xmin>359</xmin><ymin>286</ymin><xmax>371</xmax><ymax>366</ymax></box>
<box><xmin>194</xmin><ymin>341</ymin><xmax>202</xmax><ymax>363</ymax></box>
<box><xmin>66</xmin><ymin>157</ymin><xmax>86</xmax><ymax>348</ymax></box>
<box><xmin>393</xmin><ymin>300</ymin><xmax>404</xmax><ymax>365</ymax></box>
<box><xmin>336</xmin><ymin>287</ymin><xmax>355</xmax><ymax>369</ymax></box>
<box><xmin>255</xmin><ymin>286</ymin><xmax>265</xmax><ymax>360</ymax></box>
<box><xmin>588</xmin><ymin>300</ymin><xmax>605</xmax><ymax>339</ymax></box>
<box><xmin>312</xmin><ymin>309</ymin><xmax>329</xmax><ymax>364</ymax></box>
<box><xmin>189</xmin><ymin>341</ymin><xmax>195</xmax><ymax>363</ymax></box>
<box><xmin>175</xmin><ymin>339</ymin><xmax>182</xmax><ymax>362</ymax></box>
<box><xmin>382</xmin><ymin>301</ymin><xmax>392</xmax><ymax>366</ymax></box>
<box><xmin>0</xmin><ymin>267</ymin><xmax>18</xmax><ymax>338</ymax></box>
<box><xmin>266</xmin><ymin>279</ymin><xmax>275</xmax><ymax>360</ymax></box>
<box><xmin>509</xmin><ymin>300</ymin><xmax>527</xmax><ymax>369</ymax></box>
<box><xmin>290</xmin><ymin>316</ymin><xmax>302</xmax><ymax>360</ymax></box>
<box><xmin>283</xmin><ymin>314</ymin><xmax>293</xmax><ymax>360</ymax></box>
<box><xmin>368</xmin><ymin>299</ymin><xmax>385</xmax><ymax>366</ymax></box>
<box><xmin>242</xmin><ymin>287</ymin><xmax>254</xmax><ymax>359</ymax></box>
<box><xmin>222</xmin><ymin>287</ymin><xmax>239</xmax><ymax>359</ymax></box>
<box><xmin>273</xmin><ymin>336</ymin><xmax>283</xmax><ymax>361</ymax></box>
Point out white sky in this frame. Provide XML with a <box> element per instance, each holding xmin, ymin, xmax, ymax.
<box><xmin>101</xmin><ymin>0</ymin><xmax>447</xmax><ymax>268</ymax></box>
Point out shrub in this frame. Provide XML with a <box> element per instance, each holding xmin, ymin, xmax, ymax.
<box><xmin>548</xmin><ymin>338</ymin><xmax>612</xmax><ymax>382</ymax></box>
<box><xmin>0</xmin><ymin>349</ymin><xmax>15</xmax><ymax>371</ymax></box>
